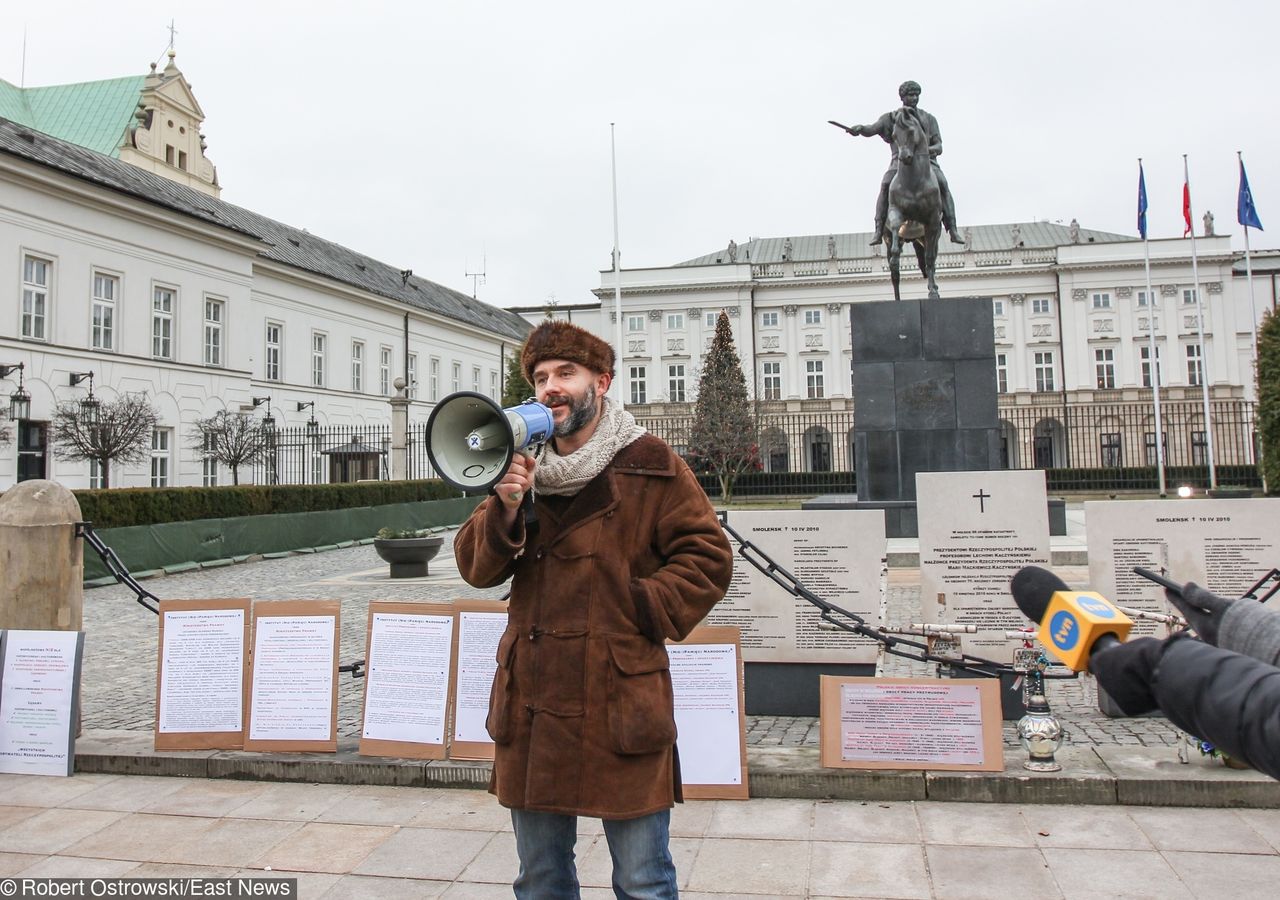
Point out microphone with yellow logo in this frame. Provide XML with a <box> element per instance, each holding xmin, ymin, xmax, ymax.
<box><xmin>1010</xmin><ymin>566</ymin><xmax>1134</xmax><ymax>671</ymax></box>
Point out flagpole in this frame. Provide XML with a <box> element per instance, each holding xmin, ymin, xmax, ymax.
<box><xmin>1185</xmin><ymin>154</ymin><xmax>1217</xmax><ymax>490</ymax></box>
<box><xmin>1239</xmin><ymin>151</ymin><xmax>1261</xmax><ymax>371</ymax></box>
<box><xmin>610</xmin><ymin>123</ymin><xmax>626</xmax><ymax>409</ymax></box>
<box><xmin>1139</xmin><ymin>159</ymin><xmax>1167</xmax><ymax>497</ymax></box>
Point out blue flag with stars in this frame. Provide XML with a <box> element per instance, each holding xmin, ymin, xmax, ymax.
<box><xmin>1137</xmin><ymin>162</ymin><xmax>1149</xmax><ymax>239</ymax></box>
<box><xmin>1239</xmin><ymin>158</ymin><xmax>1263</xmax><ymax>231</ymax></box>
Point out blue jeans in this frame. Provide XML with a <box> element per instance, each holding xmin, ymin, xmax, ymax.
<box><xmin>510</xmin><ymin>807</ymin><xmax>678</xmax><ymax>899</ymax></box>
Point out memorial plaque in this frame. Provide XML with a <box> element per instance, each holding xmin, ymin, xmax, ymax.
<box><xmin>918</xmin><ymin>470</ymin><xmax>1051</xmax><ymax>662</ymax></box>
<box><xmin>1086</xmin><ymin>499</ymin><xmax>1280</xmax><ymax>636</ymax></box>
<box><xmin>711</xmin><ymin>510</ymin><xmax>885</xmax><ymax>663</ymax></box>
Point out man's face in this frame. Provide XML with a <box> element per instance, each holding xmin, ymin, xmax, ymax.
<box><xmin>901</xmin><ymin>89</ymin><xmax>920</xmax><ymax>108</ymax></box>
<box><xmin>532</xmin><ymin>359</ymin><xmax>607</xmax><ymax>437</ymax></box>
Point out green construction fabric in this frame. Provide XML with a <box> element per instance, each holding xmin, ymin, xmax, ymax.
<box><xmin>83</xmin><ymin>495</ymin><xmax>483</xmax><ymax>582</ymax></box>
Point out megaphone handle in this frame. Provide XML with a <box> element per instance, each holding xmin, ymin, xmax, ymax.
<box><xmin>521</xmin><ymin>491</ymin><xmax>540</xmax><ymax>533</ymax></box>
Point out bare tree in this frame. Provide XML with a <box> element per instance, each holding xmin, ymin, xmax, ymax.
<box><xmin>189</xmin><ymin>410</ymin><xmax>270</xmax><ymax>485</ymax></box>
<box><xmin>688</xmin><ymin>310</ymin><xmax>758</xmax><ymax>502</ymax></box>
<box><xmin>51</xmin><ymin>393</ymin><xmax>159</xmax><ymax>488</ymax></box>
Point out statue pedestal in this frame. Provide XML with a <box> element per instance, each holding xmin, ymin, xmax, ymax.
<box><xmin>850</xmin><ymin>297</ymin><xmax>1001</xmax><ymax>535</ymax></box>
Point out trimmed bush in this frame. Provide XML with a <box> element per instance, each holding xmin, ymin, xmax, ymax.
<box><xmin>75</xmin><ymin>479</ymin><xmax>463</xmax><ymax>529</ymax></box>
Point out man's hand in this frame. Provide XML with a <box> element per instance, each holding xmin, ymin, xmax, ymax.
<box><xmin>1166</xmin><ymin>582</ymin><xmax>1232</xmax><ymax>645</ymax></box>
<box><xmin>493</xmin><ymin>453</ymin><xmax>536</xmax><ymax>532</ymax></box>
<box><xmin>846</xmin><ymin>124</ymin><xmax>864</xmax><ymax>136</ymax></box>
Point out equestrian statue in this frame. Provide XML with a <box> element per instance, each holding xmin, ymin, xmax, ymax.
<box><xmin>830</xmin><ymin>80</ymin><xmax>963</xmax><ymax>301</ymax></box>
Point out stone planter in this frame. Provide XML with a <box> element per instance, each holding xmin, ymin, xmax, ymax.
<box><xmin>373</xmin><ymin>536</ymin><xmax>444</xmax><ymax>578</ymax></box>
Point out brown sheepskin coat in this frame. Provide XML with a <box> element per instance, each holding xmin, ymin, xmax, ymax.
<box><xmin>454</xmin><ymin>433</ymin><xmax>733</xmax><ymax>819</ymax></box>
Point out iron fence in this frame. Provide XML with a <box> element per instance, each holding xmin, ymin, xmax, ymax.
<box><xmin>240</xmin><ymin>398</ymin><xmax>1259</xmax><ymax>494</ymax></box>
<box><xmin>246</xmin><ymin>423</ymin><xmax>439</xmax><ymax>485</ymax></box>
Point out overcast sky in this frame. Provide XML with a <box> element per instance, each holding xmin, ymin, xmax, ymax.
<box><xmin>4</xmin><ymin>1</ymin><xmax>1278</xmax><ymax>310</ymax></box>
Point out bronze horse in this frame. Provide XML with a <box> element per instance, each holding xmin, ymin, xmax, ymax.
<box><xmin>885</xmin><ymin>109</ymin><xmax>942</xmax><ymax>301</ymax></box>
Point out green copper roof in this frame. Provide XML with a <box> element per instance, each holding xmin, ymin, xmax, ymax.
<box><xmin>0</xmin><ymin>75</ymin><xmax>143</xmax><ymax>157</ymax></box>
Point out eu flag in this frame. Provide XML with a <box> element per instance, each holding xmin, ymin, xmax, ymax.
<box><xmin>1239</xmin><ymin>158</ymin><xmax>1264</xmax><ymax>231</ymax></box>
<box><xmin>1137</xmin><ymin>162</ymin><xmax>1149</xmax><ymax>239</ymax></box>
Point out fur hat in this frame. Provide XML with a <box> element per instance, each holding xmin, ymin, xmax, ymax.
<box><xmin>520</xmin><ymin>320</ymin><xmax>615</xmax><ymax>384</ymax></box>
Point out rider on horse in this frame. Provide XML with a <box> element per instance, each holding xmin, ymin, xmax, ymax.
<box><xmin>842</xmin><ymin>80</ymin><xmax>963</xmax><ymax>246</ymax></box>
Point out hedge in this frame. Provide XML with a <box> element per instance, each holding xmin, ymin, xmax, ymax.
<box><xmin>694</xmin><ymin>465</ymin><xmax>1261</xmax><ymax>499</ymax></box>
<box><xmin>74</xmin><ymin>479</ymin><xmax>464</xmax><ymax>529</ymax></box>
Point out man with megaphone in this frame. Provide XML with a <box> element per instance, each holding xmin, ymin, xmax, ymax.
<box><xmin>454</xmin><ymin>320</ymin><xmax>733</xmax><ymax>899</ymax></box>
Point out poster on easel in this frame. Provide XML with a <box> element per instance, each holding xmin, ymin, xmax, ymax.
<box><xmin>154</xmin><ymin>599</ymin><xmax>250</xmax><ymax>751</ymax></box>
<box><xmin>358</xmin><ymin>601</ymin><xmax>456</xmax><ymax>760</ymax></box>
<box><xmin>669</xmin><ymin>625</ymin><xmax>748</xmax><ymax>800</ymax></box>
<box><xmin>0</xmin><ymin>629</ymin><xmax>85</xmax><ymax>777</ymax></box>
<box><xmin>244</xmin><ymin>600</ymin><xmax>340</xmax><ymax>753</ymax></box>
<box><xmin>447</xmin><ymin>599</ymin><xmax>509</xmax><ymax>760</ymax></box>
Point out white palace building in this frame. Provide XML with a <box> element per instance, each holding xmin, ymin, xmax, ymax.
<box><xmin>515</xmin><ymin>227</ymin><xmax>1275</xmax><ymax>479</ymax></box>
<box><xmin>0</xmin><ymin>53</ymin><xmax>529</xmax><ymax>490</ymax></box>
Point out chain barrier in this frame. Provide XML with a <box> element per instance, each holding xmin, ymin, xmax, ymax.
<box><xmin>76</xmin><ymin>521</ymin><xmax>365</xmax><ymax>678</ymax></box>
<box><xmin>718</xmin><ymin>513</ymin><xmax>1077</xmax><ymax>684</ymax></box>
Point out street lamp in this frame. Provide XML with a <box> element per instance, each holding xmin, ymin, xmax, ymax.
<box><xmin>296</xmin><ymin>400</ymin><xmax>319</xmax><ymax>437</ymax></box>
<box><xmin>252</xmin><ymin>396</ymin><xmax>274</xmax><ymax>430</ymax></box>
<box><xmin>69</xmin><ymin>371</ymin><xmax>99</xmax><ymax>426</ymax></box>
<box><xmin>2</xmin><ymin>363</ymin><xmax>30</xmax><ymax>420</ymax></box>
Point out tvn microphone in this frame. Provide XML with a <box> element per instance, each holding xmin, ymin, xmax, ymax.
<box><xmin>1009</xmin><ymin>566</ymin><xmax>1134</xmax><ymax>672</ymax></box>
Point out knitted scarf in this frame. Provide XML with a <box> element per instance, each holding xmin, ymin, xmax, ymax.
<box><xmin>534</xmin><ymin>397</ymin><xmax>646</xmax><ymax>496</ymax></box>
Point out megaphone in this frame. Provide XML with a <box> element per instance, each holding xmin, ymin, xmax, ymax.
<box><xmin>424</xmin><ymin>392</ymin><xmax>554</xmax><ymax>493</ymax></box>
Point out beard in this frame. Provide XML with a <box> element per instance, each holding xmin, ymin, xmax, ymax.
<box><xmin>547</xmin><ymin>384</ymin><xmax>599</xmax><ymax>438</ymax></box>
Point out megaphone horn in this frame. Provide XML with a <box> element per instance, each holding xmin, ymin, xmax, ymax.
<box><xmin>424</xmin><ymin>392</ymin><xmax>554</xmax><ymax>494</ymax></box>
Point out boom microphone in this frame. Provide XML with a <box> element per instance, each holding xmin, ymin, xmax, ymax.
<box><xmin>425</xmin><ymin>392</ymin><xmax>554</xmax><ymax>493</ymax></box>
<box><xmin>1010</xmin><ymin>566</ymin><xmax>1133</xmax><ymax>672</ymax></box>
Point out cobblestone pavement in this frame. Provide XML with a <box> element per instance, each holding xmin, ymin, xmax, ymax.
<box><xmin>80</xmin><ymin>534</ymin><xmax>1183</xmax><ymax>751</ymax></box>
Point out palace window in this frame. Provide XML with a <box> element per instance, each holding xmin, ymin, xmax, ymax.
<box><xmin>91</xmin><ymin>272</ymin><xmax>117</xmax><ymax>351</ymax></box>
<box><xmin>311</xmin><ymin>332</ymin><xmax>326</xmax><ymax>387</ymax></box>
<box><xmin>265</xmin><ymin>323</ymin><xmax>282</xmax><ymax>381</ymax></box>
<box><xmin>668</xmin><ymin>364</ymin><xmax>686</xmax><ymax>402</ymax></box>
<box><xmin>351</xmin><ymin>341</ymin><xmax>364</xmax><ymax>393</ymax></box>
<box><xmin>150</xmin><ymin>428</ymin><xmax>172</xmax><ymax>487</ymax></box>
<box><xmin>806</xmin><ymin>359</ymin><xmax>825</xmax><ymax>399</ymax></box>
<box><xmin>21</xmin><ymin>255</ymin><xmax>50</xmax><ymax>341</ymax></box>
<box><xmin>1034</xmin><ymin>351</ymin><xmax>1056</xmax><ymax>392</ymax></box>
<box><xmin>630</xmin><ymin>366</ymin><xmax>647</xmax><ymax>405</ymax></box>
<box><xmin>204</xmin><ymin>297</ymin><xmax>225</xmax><ymax>363</ymax></box>
<box><xmin>996</xmin><ymin>353</ymin><xmax>1008</xmax><ymax>394</ymax></box>
<box><xmin>1094</xmin><ymin>347</ymin><xmax>1116</xmax><ymax>389</ymax></box>
<box><xmin>762</xmin><ymin>361</ymin><xmax>781</xmax><ymax>400</ymax></box>
<box><xmin>1186</xmin><ymin>344</ymin><xmax>1203</xmax><ymax>386</ymax></box>
<box><xmin>153</xmin><ymin>287</ymin><xmax>175</xmax><ymax>359</ymax></box>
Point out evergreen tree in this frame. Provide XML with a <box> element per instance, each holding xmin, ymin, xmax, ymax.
<box><xmin>688</xmin><ymin>310</ymin><xmax>758</xmax><ymax>502</ymax></box>
<box><xmin>502</xmin><ymin>351</ymin><xmax>532</xmax><ymax>407</ymax></box>
<box><xmin>1257</xmin><ymin>308</ymin><xmax>1280</xmax><ymax>493</ymax></box>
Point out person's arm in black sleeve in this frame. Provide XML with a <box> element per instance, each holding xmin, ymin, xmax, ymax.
<box><xmin>1152</xmin><ymin>637</ymin><xmax>1280</xmax><ymax>780</ymax></box>
<box><xmin>1216</xmin><ymin>594</ymin><xmax>1280</xmax><ymax>667</ymax></box>
<box><xmin>1090</xmin><ymin>634</ymin><xmax>1280</xmax><ymax>779</ymax></box>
